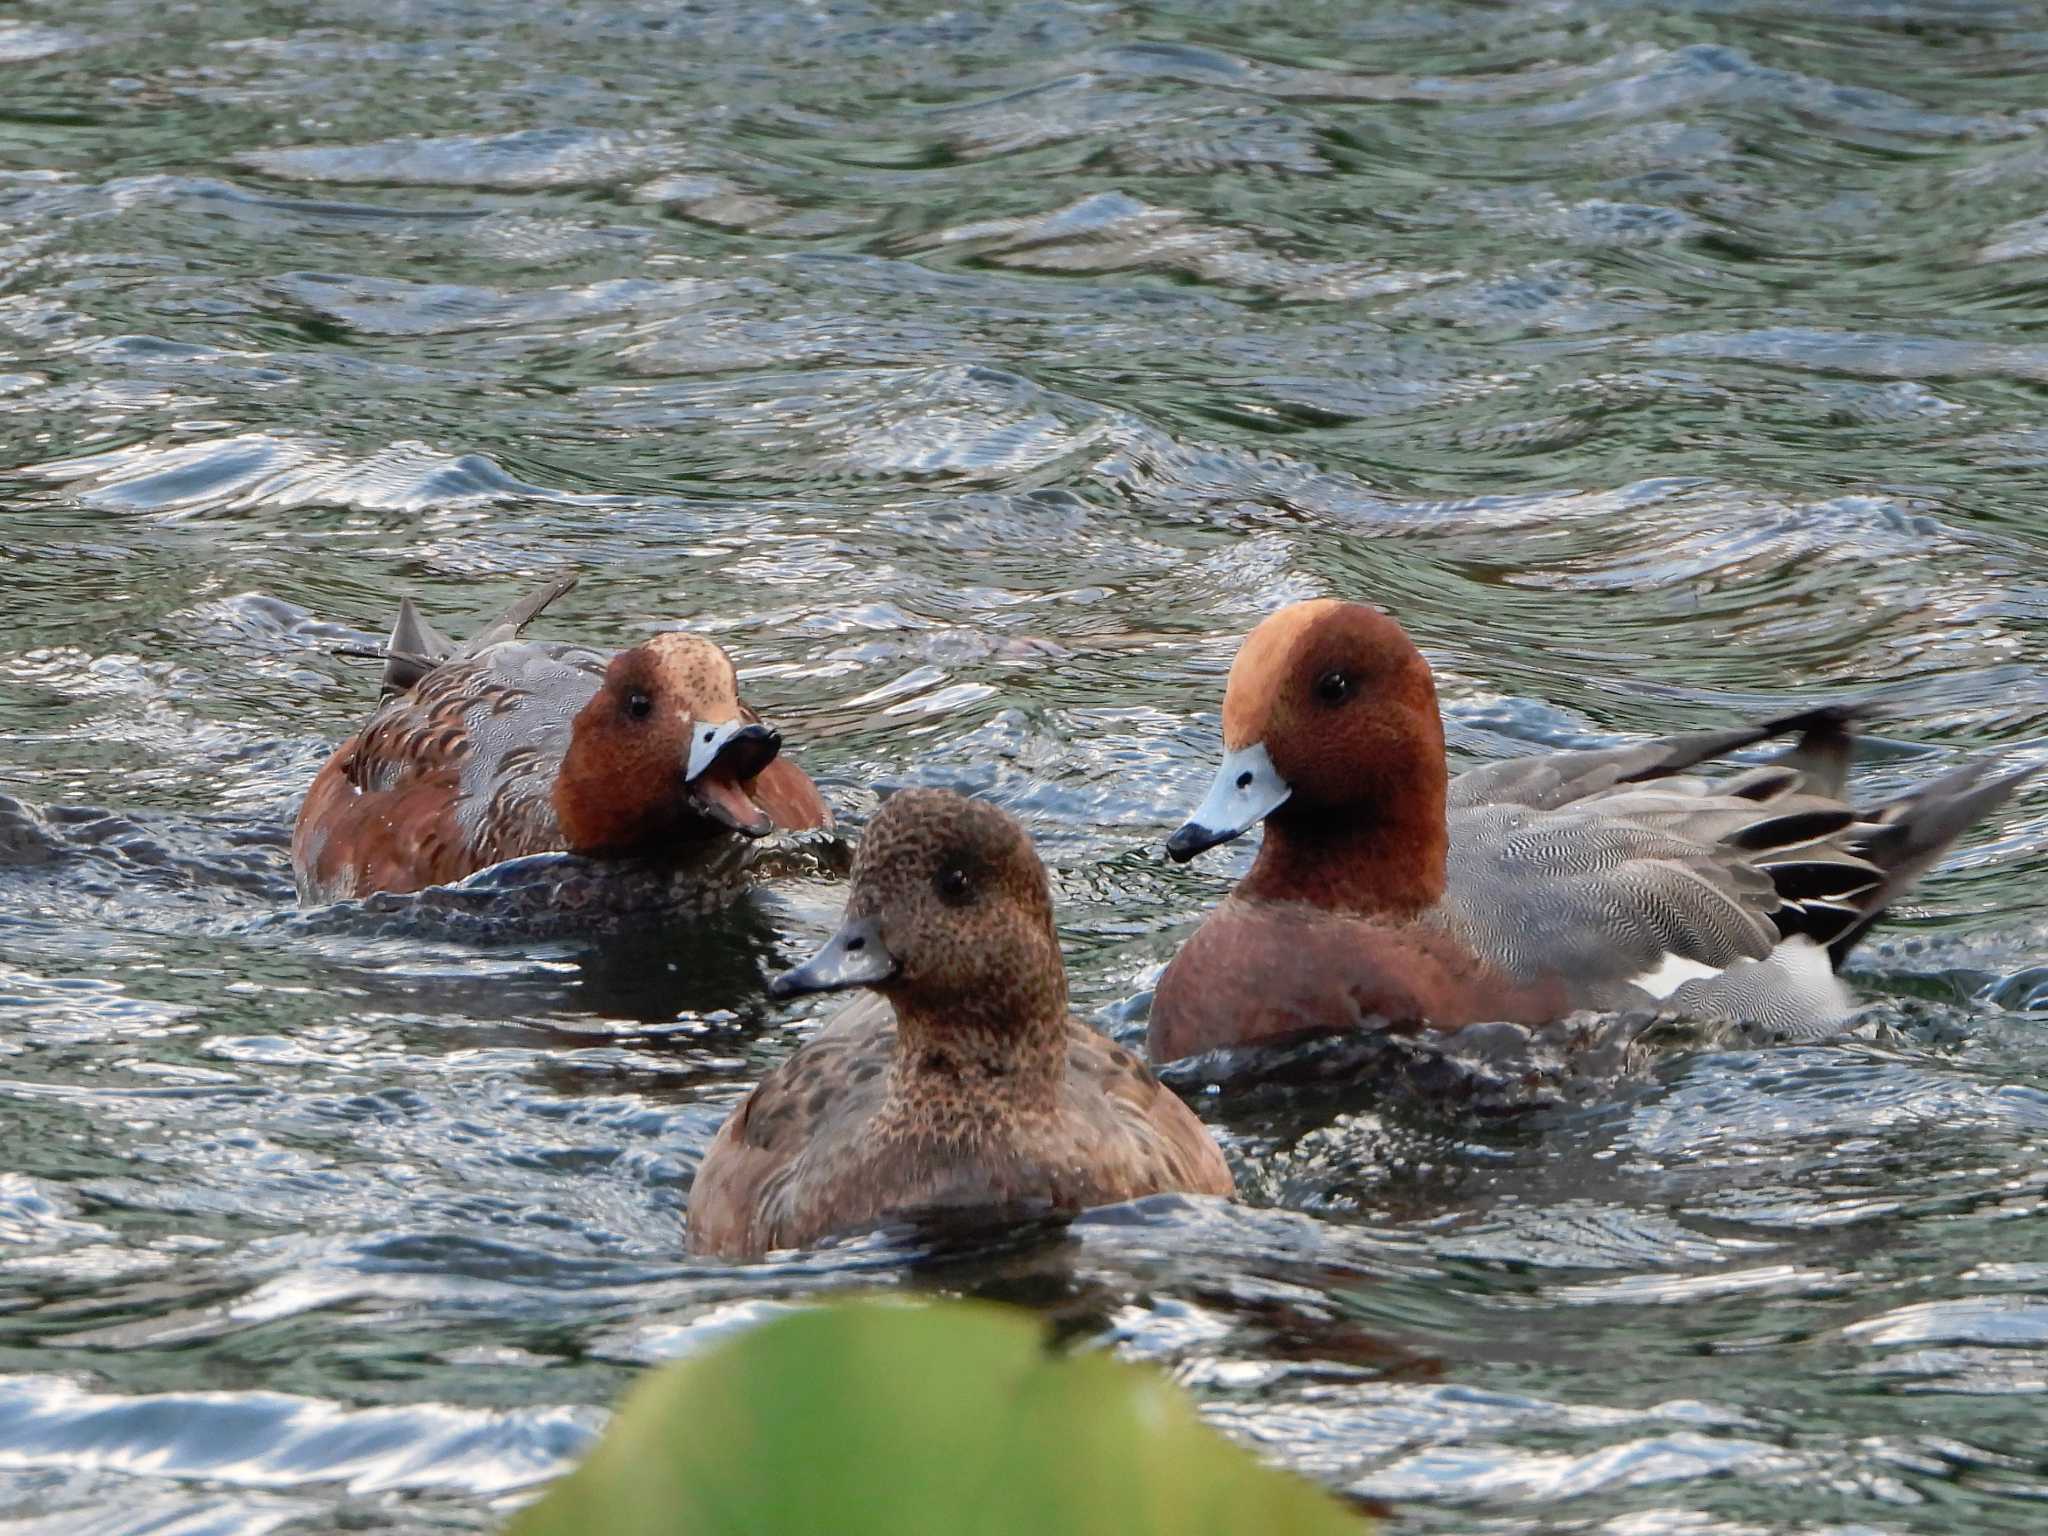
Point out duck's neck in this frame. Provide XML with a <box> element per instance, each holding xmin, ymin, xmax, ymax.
<box><xmin>1237</xmin><ymin>775</ymin><xmax>1448</xmax><ymax>918</ymax></box>
<box><xmin>889</xmin><ymin>981</ymin><xmax>1069</xmax><ymax>1111</ymax></box>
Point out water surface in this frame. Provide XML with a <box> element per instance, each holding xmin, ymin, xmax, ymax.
<box><xmin>3</xmin><ymin>1</ymin><xmax>2048</xmax><ymax>1532</ymax></box>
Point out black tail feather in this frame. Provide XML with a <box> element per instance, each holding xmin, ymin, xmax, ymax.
<box><xmin>1826</xmin><ymin>759</ymin><xmax>2043</xmax><ymax>970</ymax></box>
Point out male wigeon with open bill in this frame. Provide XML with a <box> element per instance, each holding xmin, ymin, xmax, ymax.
<box><xmin>686</xmin><ymin>789</ymin><xmax>1233</xmax><ymax>1260</ymax></box>
<box><xmin>1150</xmin><ymin>598</ymin><xmax>2041</xmax><ymax>1063</ymax></box>
<box><xmin>291</xmin><ymin>576</ymin><xmax>831</xmax><ymax>904</ymax></box>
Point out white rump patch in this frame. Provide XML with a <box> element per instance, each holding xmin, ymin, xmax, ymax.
<box><xmin>1629</xmin><ymin>952</ymin><xmax>1723</xmax><ymax>1000</ymax></box>
<box><xmin>1664</xmin><ymin>934</ymin><xmax>1854</xmax><ymax>1028</ymax></box>
<box><xmin>1761</xmin><ymin>934</ymin><xmax>1845</xmax><ymax>1009</ymax></box>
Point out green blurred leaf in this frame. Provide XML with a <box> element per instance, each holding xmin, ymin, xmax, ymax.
<box><xmin>508</xmin><ymin>1298</ymin><xmax>1367</xmax><ymax>1536</ymax></box>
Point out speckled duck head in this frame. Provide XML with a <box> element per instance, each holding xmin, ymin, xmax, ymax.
<box><xmin>770</xmin><ymin>789</ymin><xmax>1067</xmax><ymax>1032</ymax></box>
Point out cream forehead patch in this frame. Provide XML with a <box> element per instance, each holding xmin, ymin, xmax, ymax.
<box><xmin>641</xmin><ymin>632</ymin><xmax>741</xmax><ymax>712</ymax></box>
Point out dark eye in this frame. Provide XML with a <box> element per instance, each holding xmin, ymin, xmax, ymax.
<box><xmin>625</xmin><ymin>692</ymin><xmax>653</xmax><ymax>720</ymax></box>
<box><xmin>1315</xmin><ymin>670</ymin><xmax>1351</xmax><ymax>705</ymax></box>
<box><xmin>935</xmin><ymin>866</ymin><xmax>973</xmax><ymax>906</ymax></box>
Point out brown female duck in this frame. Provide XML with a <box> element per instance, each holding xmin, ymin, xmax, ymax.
<box><xmin>687</xmin><ymin>789</ymin><xmax>1233</xmax><ymax>1259</ymax></box>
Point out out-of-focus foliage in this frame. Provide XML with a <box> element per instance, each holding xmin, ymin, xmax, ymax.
<box><xmin>507</xmin><ymin>1298</ymin><xmax>1369</xmax><ymax>1536</ymax></box>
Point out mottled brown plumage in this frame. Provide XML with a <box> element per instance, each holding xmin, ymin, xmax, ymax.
<box><xmin>687</xmin><ymin>790</ymin><xmax>1233</xmax><ymax>1260</ymax></box>
<box><xmin>293</xmin><ymin>589</ymin><xmax>831</xmax><ymax>903</ymax></box>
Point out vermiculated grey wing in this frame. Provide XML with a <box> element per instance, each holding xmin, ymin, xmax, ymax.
<box><xmin>1437</xmin><ymin>801</ymin><xmax>1787</xmax><ymax>1006</ymax></box>
<box><xmin>1436</xmin><ymin>705</ymin><xmax>2036</xmax><ymax>1022</ymax></box>
<box><xmin>447</xmin><ymin>640</ymin><xmax>610</xmax><ymax>859</ymax></box>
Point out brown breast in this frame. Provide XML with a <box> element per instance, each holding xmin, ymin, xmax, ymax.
<box><xmin>687</xmin><ymin>1004</ymin><xmax>1230</xmax><ymax>1260</ymax></box>
<box><xmin>1148</xmin><ymin>896</ymin><xmax>1568</xmax><ymax>1063</ymax></box>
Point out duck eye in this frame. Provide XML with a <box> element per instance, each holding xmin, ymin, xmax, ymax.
<box><xmin>625</xmin><ymin>692</ymin><xmax>653</xmax><ymax>720</ymax></box>
<box><xmin>1315</xmin><ymin>670</ymin><xmax>1351</xmax><ymax>705</ymax></box>
<box><xmin>935</xmin><ymin>866</ymin><xmax>973</xmax><ymax>906</ymax></box>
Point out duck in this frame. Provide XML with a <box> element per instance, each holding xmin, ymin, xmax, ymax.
<box><xmin>1151</xmin><ymin>598</ymin><xmax>2040</xmax><ymax>1062</ymax></box>
<box><xmin>687</xmin><ymin>789</ymin><xmax>1233</xmax><ymax>1259</ymax></box>
<box><xmin>292</xmin><ymin>577</ymin><xmax>831</xmax><ymax>903</ymax></box>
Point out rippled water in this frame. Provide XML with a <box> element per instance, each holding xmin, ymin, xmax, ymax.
<box><xmin>4</xmin><ymin>1</ymin><xmax>2048</xmax><ymax>1531</ymax></box>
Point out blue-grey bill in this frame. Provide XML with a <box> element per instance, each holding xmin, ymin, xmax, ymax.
<box><xmin>688</xmin><ymin>719</ymin><xmax>779</xmax><ymax>782</ymax></box>
<box><xmin>769</xmin><ymin>916</ymin><xmax>899</xmax><ymax>998</ymax></box>
<box><xmin>685</xmin><ymin>720</ymin><xmax>781</xmax><ymax>836</ymax></box>
<box><xmin>1164</xmin><ymin>740</ymin><xmax>1292</xmax><ymax>862</ymax></box>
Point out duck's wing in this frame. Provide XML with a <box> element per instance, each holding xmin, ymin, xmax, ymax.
<box><xmin>1659</xmin><ymin>758</ymin><xmax>2039</xmax><ymax>1026</ymax></box>
<box><xmin>379</xmin><ymin>597</ymin><xmax>456</xmax><ymax>695</ymax></box>
<box><xmin>1440</xmin><ymin>776</ymin><xmax>1882</xmax><ymax>1012</ymax></box>
<box><xmin>1449</xmin><ymin>703</ymin><xmax>1870</xmax><ymax>812</ymax></box>
<box><xmin>1819</xmin><ymin>757</ymin><xmax>2043</xmax><ymax>967</ymax></box>
<box><xmin>293</xmin><ymin>641</ymin><xmax>604</xmax><ymax>900</ymax></box>
<box><xmin>1063</xmin><ymin>1024</ymin><xmax>1234</xmax><ymax>1201</ymax></box>
<box><xmin>1443</xmin><ymin>743</ymin><xmax>2039</xmax><ymax>1017</ymax></box>
<box><xmin>452</xmin><ymin>573</ymin><xmax>579</xmax><ymax>659</ymax></box>
<box><xmin>293</xmin><ymin>741</ymin><xmax>465</xmax><ymax>903</ymax></box>
<box><xmin>684</xmin><ymin>995</ymin><xmax>897</xmax><ymax>1259</ymax></box>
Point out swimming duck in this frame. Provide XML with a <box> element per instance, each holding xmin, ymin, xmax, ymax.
<box><xmin>1152</xmin><ymin>598</ymin><xmax>2039</xmax><ymax>1061</ymax></box>
<box><xmin>292</xmin><ymin>578</ymin><xmax>831</xmax><ymax>903</ymax></box>
<box><xmin>687</xmin><ymin>789</ymin><xmax>1233</xmax><ymax>1259</ymax></box>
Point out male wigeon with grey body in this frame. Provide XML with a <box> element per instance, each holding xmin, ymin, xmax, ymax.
<box><xmin>293</xmin><ymin>577</ymin><xmax>830</xmax><ymax>903</ymax></box>
<box><xmin>1153</xmin><ymin>598</ymin><xmax>2039</xmax><ymax>1062</ymax></box>
<box><xmin>688</xmin><ymin>789</ymin><xmax>1232</xmax><ymax>1259</ymax></box>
